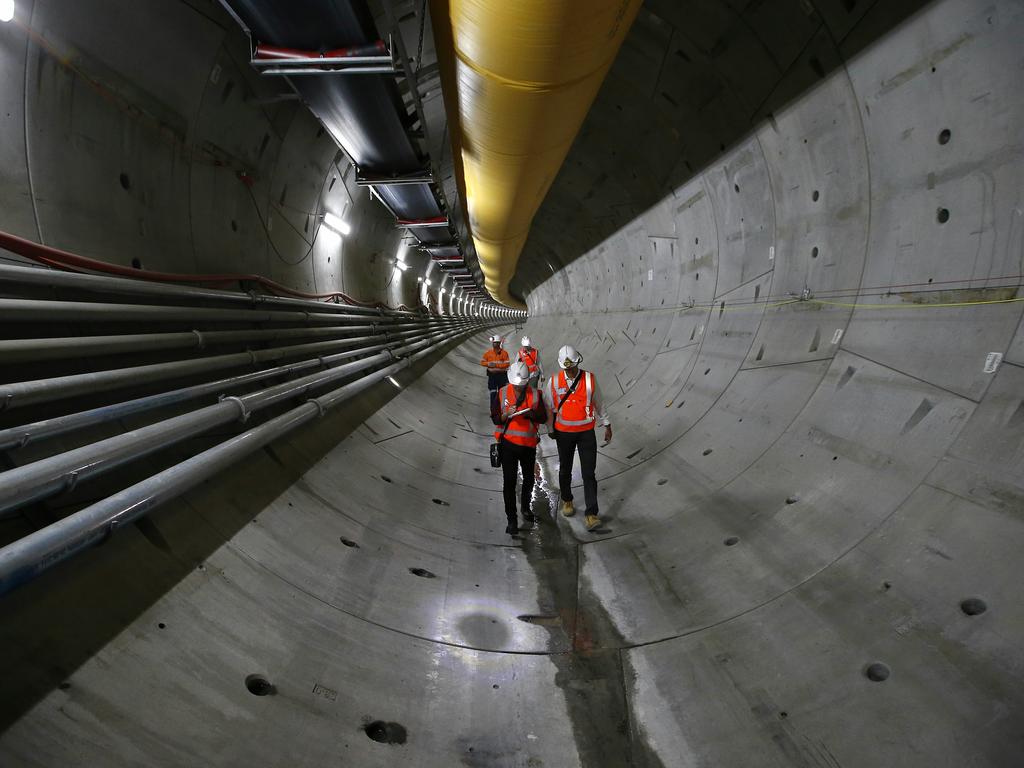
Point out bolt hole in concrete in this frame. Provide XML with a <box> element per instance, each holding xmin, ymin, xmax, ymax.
<box><xmin>409</xmin><ymin>567</ymin><xmax>436</xmax><ymax>579</ymax></box>
<box><xmin>938</xmin><ymin>128</ymin><xmax>952</xmax><ymax>144</ymax></box>
<box><xmin>960</xmin><ymin>597</ymin><xmax>987</xmax><ymax>616</ymax></box>
<box><xmin>724</xmin><ymin>536</ymin><xmax>739</xmax><ymax>546</ymax></box>
<box><xmin>785</xmin><ymin>495</ymin><xmax>799</xmax><ymax>504</ymax></box>
<box><xmin>864</xmin><ymin>662</ymin><xmax>891</xmax><ymax>682</ymax></box>
<box><xmin>812</xmin><ymin>189</ymin><xmax>819</xmax><ymax>201</ymax></box>
<box><xmin>657</xmin><ymin>478</ymin><xmax>668</xmax><ymax>485</ymax></box>
<box><xmin>340</xmin><ymin>538</ymin><xmax>360</xmax><ymax>548</ymax></box>
<box><xmin>380</xmin><ymin>475</ymin><xmax>392</xmax><ymax>483</ymax></box>
<box><xmin>158</xmin><ymin>622</ymin><xmax>166</xmax><ymax>629</ymax></box>
<box><xmin>779</xmin><ymin>711</ymin><xmax>788</xmax><ymax>719</ymax></box>
<box><xmin>245</xmin><ymin>674</ymin><xmax>275</xmax><ymax>696</ymax></box>
<box><xmin>937</xmin><ymin>207</ymin><xmax>950</xmax><ymax>224</ymax></box>
<box><xmin>119</xmin><ymin>172</ymin><xmax>131</xmax><ymax>190</ymax></box>
<box><xmin>702</xmin><ymin>448</ymin><xmax>713</xmax><ymax>456</ymax></box>
<box><xmin>811</xmin><ymin>246</ymin><xmax>819</xmax><ymax>258</ymax></box>
<box><xmin>364</xmin><ymin>720</ymin><xmax>407</xmax><ymax>745</ymax></box>
<box><xmin>734</xmin><ymin>183</ymin><xmax>740</xmax><ymax>193</ymax></box>
<box><xmin>432</xmin><ymin>498</ymin><xmax>450</xmax><ymax>506</ymax></box>
<box><xmin>131</xmin><ymin>258</ymin><xmax>142</xmax><ymax>269</ymax></box>
<box><xmin>231</xmin><ymin>219</ymin><xmax>238</xmax><ymax>232</ymax></box>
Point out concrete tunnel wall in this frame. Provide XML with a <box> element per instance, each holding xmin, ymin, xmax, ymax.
<box><xmin>1</xmin><ymin>0</ymin><xmax>1023</xmax><ymax>766</ymax></box>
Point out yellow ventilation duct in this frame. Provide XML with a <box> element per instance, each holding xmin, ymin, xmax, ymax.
<box><xmin>431</xmin><ymin>0</ymin><xmax>642</xmax><ymax>308</ymax></box>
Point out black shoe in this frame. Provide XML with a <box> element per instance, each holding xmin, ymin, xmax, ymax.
<box><xmin>505</xmin><ymin>523</ymin><xmax>519</xmax><ymax>535</ymax></box>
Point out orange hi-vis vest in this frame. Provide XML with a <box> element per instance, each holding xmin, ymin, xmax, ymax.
<box><xmin>550</xmin><ymin>370</ymin><xmax>594</xmax><ymax>432</ymax></box>
<box><xmin>494</xmin><ymin>385</ymin><xmax>540</xmax><ymax>447</ymax></box>
<box><xmin>518</xmin><ymin>347</ymin><xmax>539</xmax><ymax>374</ymax></box>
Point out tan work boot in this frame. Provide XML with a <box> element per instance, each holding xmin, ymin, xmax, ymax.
<box><xmin>560</xmin><ymin>500</ymin><xmax>575</xmax><ymax>517</ymax></box>
<box><xmin>585</xmin><ymin>515</ymin><xmax>601</xmax><ymax>531</ymax></box>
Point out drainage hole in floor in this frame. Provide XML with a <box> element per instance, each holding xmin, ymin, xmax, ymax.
<box><xmin>724</xmin><ymin>536</ymin><xmax>739</xmax><ymax>546</ymax></box>
<box><xmin>364</xmin><ymin>720</ymin><xmax>407</xmax><ymax>745</ymax></box>
<box><xmin>409</xmin><ymin>567</ymin><xmax>436</xmax><ymax>578</ymax></box>
<box><xmin>702</xmin><ymin>448</ymin><xmax>713</xmax><ymax>456</ymax></box>
<box><xmin>432</xmin><ymin>498</ymin><xmax>450</xmax><ymax>506</ymax></box>
<box><xmin>864</xmin><ymin>662</ymin><xmax>890</xmax><ymax>682</ymax></box>
<box><xmin>245</xmin><ymin>674</ymin><xmax>275</xmax><ymax>696</ymax></box>
<box><xmin>657</xmin><ymin>478</ymin><xmax>667</xmax><ymax>485</ymax></box>
<box><xmin>960</xmin><ymin>597</ymin><xmax>987</xmax><ymax>616</ymax></box>
<box><xmin>340</xmin><ymin>538</ymin><xmax>360</xmax><ymax>548</ymax></box>
<box><xmin>381</xmin><ymin>475</ymin><xmax>392</xmax><ymax>483</ymax></box>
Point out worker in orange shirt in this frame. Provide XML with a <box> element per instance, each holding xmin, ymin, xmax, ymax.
<box><xmin>480</xmin><ymin>334</ymin><xmax>511</xmax><ymax>406</ymax></box>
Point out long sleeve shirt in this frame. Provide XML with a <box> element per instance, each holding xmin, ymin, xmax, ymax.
<box><xmin>542</xmin><ymin>369</ymin><xmax>611</xmax><ymax>429</ymax></box>
<box><xmin>480</xmin><ymin>347</ymin><xmax>510</xmax><ymax>371</ymax></box>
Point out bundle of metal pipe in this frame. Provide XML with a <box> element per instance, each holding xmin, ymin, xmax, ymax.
<box><xmin>0</xmin><ymin>263</ymin><xmax>496</xmax><ymax>592</ymax></box>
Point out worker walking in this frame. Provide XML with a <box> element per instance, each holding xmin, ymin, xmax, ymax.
<box><xmin>480</xmin><ymin>335</ymin><xmax>511</xmax><ymax>407</ymax></box>
<box><xmin>517</xmin><ymin>336</ymin><xmax>543</xmax><ymax>387</ymax></box>
<box><xmin>546</xmin><ymin>345</ymin><xmax>612</xmax><ymax>532</ymax></box>
<box><xmin>491</xmin><ymin>361</ymin><xmax>548</xmax><ymax>535</ymax></box>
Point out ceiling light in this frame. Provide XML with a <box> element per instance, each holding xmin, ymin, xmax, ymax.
<box><xmin>425</xmin><ymin>278</ymin><xmax>432</xmax><ymax>286</ymax></box>
<box><xmin>323</xmin><ymin>212</ymin><xmax>350</xmax><ymax>235</ymax></box>
<box><xmin>386</xmin><ymin>376</ymin><xmax>401</xmax><ymax>388</ymax></box>
<box><xmin>394</xmin><ymin>260</ymin><xmax>409</xmax><ymax>271</ymax></box>
<box><xmin>0</xmin><ymin>1</ymin><xmax>14</xmax><ymax>22</ymax></box>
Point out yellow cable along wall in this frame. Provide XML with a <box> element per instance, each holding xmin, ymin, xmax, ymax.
<box><xmin>432</xmin><ymin>0</ymin><xmax>643</xmax><ymax>308</ymax></box>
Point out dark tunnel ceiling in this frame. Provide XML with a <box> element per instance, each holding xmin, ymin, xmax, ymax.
<box><xmin>510</xmin><ymin>0</ymin><xmax>933</xmax><ymax>301</ymax></box>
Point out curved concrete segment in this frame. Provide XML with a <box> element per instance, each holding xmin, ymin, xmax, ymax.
<box><xmin>1</xmin><ymin>0</ymin><xmax>1023</xmax><ymax>766</ymax></box>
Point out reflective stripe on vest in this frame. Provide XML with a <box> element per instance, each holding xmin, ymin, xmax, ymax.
<box><xmin>550</xmin><ymin>370</ymin><xmax>594</xmax><ymax>432</ymax></box>
<box><xmin>494</xmin><ymin>384</ymin><xmax>539</xmax><ymax>447</ymax></box>
<box><xmin>519</xmin><ymin>348</ymin><xmax>539</xmax><ymax>373</ymax></box>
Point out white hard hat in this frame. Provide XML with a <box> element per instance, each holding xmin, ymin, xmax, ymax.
<box><xmin>521</xmin><ymin>335</ymin><xmax>531</xmax><ymax>347</ymax></box>
<box><xmin>489</xmin><ymin>335</ymin><xmax>501</xmax><ymax>343</ymax></box>
<box><xmin>557</xmin><ymin>345</ymin><xmax>582</xmax><ymax>369</ymax></box>
<box><xmin>507</xmin><ymin>361</ymin><xmax>531</xmax><ymax>386</ymax></box>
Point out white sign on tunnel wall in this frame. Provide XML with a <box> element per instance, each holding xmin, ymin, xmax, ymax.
<box><xmin>983</xmin><ymin>352</ymin><xmax>1003</xmax><ymax>374</ymax></box>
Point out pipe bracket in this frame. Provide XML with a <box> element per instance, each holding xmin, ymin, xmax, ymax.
<box><xmin>64</xmin><ymin>470</ymin><xmax>80</xmax><ymax>493</ymax></box>
<box><xmin>308</xmin><ymin>398</ymin><xmax>327</xmax><ymax>419</ymax></box>
<box><xmin>0</xmin><ymin>394</ymin><xmax>12</xmax><ymax>412</ymax></box>
<box><xmin>191</xmin><ymin>330</ymin><xmax>206</xmax><ymax>349</ymax></box>
<box><xmin>220</xmin><ymin>395</ymin><xmax>250</xmax><ymax>422</ymax></box>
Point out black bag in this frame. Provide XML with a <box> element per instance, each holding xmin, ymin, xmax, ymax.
<box><xmin>547</xmin><ymin>372</ymin><xmax>583</xmax><ymax>441</ymax></box>
<box><xmin>490</xmin><ymin>385</ymin><xmax>529</xmax><ymax>467</ymax></box>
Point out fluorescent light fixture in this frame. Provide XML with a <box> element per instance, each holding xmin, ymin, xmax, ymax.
<box><xmin>323</xmin><ymin>212</ymin><xmax>350</xmax><ymax>235</ymax></box>
<box><xmin>425</xmin><ymin>278</ymin><xmax>432</xmax><ymax>286</ymax></box>
<box><xmin>417</xmin><ymin>276</ymin><xmax>423</xmax><ymax>282</ymax></box>
<box><xmin>386</xmin><ymin>376</ymin><xmax>401</xmax><ymax>388</ymax></box>
<box><xmin>0</xmin><ymin>0</ymin><xmax>13</xmax><ymax>22</ymax></box>
<box><xmin>394</xmin><ymin>260</ymin><xmax>410</xmax><ymax>271</ymax></box>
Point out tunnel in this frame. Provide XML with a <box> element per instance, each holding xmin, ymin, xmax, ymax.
<box><xmin>1</xmin><ymin>0</ymin><xmax>1023</xmax><ymax>766</ymax></box>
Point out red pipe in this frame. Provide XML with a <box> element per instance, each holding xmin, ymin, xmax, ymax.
<box><xmin>0</xmin><ymin>229</ymin><xmax>413</xmax><ymax>311</ymax></box>
<box><xmin>254</xmin><ymin>41</ymin><xmax>387</xmax><ymax>60</ymax></box>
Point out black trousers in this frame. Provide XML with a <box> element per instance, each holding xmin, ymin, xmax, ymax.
<box><xmin>555</xmin><ymin>428</ymin><xmax>598</xmax><ymax>516</ymax></box>
<box><xmin>500</xmin><ymin>440</ymin><xmax>536</xmax><ymax>523</ymax></box>
<box><xmin>487</xmin><ymin>371</ymin><xmax>508</xmax><ymax>392</ymax></box>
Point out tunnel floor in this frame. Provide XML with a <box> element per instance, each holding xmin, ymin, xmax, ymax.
<box><xmin>1</xmin><ymin>323</ymin><xmax>1022</xmax><ymax>767</ymax></box>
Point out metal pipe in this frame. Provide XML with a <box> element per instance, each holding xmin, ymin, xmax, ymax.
<box><xmin>0</xmin><ymin>320</ymin><xmax>431</xmax><ymax>363</ymax></box>
<box><xmin>259</xmin><ymin>67</ymin><xmax>397</xmax><ymax>76</ymax></box>
<box><xmin>0</xmin><ymin>297</ymin><xmax>406</xmax><ymax>325</ymax></box>
<box><xmin>0</xmin><ymin>322</ymin><xmax>476</xmax><ymax>516</ymax></box>
<box><xmin>0</xmin><ymin>321</ymin><xmax>494</xmax><ymax>450</ymax></box>
<box><xmin>0</xmin><ymin>263</ymin><xmax>410</xmax><ymax>317</ymax></box>
<box><xmin>0</xmin><ymin>321</ymin><xmax>454</xmax><ymax>410</ymax></box>
<box><xmin>0</xmin><ymin>326</ymin><xmax>476</xmax><ymax>596</ymax></box>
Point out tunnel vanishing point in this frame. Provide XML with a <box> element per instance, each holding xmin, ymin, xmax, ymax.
<box><xmin>0</xmin><ymin>0</ymin><xmax>1022</xmax><ymax>766</ymax></box>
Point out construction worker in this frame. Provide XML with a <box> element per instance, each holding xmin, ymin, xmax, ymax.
<box><xmin>545</xmin><ymin>345</ymin><xmax>612</xmax><ymax>532</ymax></box>
<box><xmin>517</xmin><ymin>336</ymin><xmax>542</xmax><ymax>387</ymax></box>
<box><xmin>491</xmin><ymin>361</ymin><xmax>548</xmax><ymax>535</ymax></box>
<box><xmin>480</xmin><ymin>334</ymin><xmax>511</xmax><ymax>407</ymax></box>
